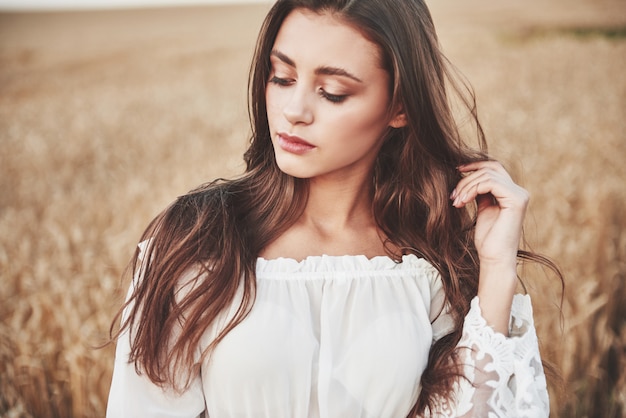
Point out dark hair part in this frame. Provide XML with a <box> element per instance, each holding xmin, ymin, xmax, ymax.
<box><xmin>110</xmin><ymin>0</ymin><xmax>562</xmax><ymax>415</ymax></box>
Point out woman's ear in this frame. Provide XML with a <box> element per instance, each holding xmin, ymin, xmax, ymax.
<box><xmin>389</xmin><ymin>108</ymin><xmax>407</xmax><ymax>129</ymax></box>
<box><xmin>389</xmin><ymin>114</ymin><xmax>407</xmax><ymax>129</ymax></box>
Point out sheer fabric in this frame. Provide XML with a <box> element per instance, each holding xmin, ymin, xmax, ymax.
<box><xmin>107</xmin><ymin>252</ymin><xmax>549</xmax><ymax>417</ymax></box>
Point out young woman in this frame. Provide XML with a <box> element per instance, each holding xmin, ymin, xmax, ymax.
<box><xmin>107</xmin><ymin>0</ymin><xmax>556</xmax><ymax>416</ymax></box>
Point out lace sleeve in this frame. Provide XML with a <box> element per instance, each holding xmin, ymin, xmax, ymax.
<box><xmin>429</xmin><ymin>294</ymin><xmax>550</xmax><ymax>418</ymax></box>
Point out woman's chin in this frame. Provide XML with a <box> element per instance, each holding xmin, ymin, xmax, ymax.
<box><xmin>274</xmin><ymin>156</ymin><xmax>316</xmax><ymax>179</ymax></box>
<box><xmin>276</xmin><ymin>165</ymin><xmax>313</xmax><ymax>179</ymax></box>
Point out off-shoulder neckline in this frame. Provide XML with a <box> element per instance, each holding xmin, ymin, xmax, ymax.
<box><xmin>257</xmin><ymin>253</ymin><xmax>397</xmax><ymax>263</ymax></box>
<box><xmin>255</xmin><ymin>253</ymin><xmax>434</xmax><ymax>276</ymax></box>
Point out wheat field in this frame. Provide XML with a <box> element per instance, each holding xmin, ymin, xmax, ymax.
<box><xmin>0</xmin><ymin>0</ymin><xmax>625</xmax><ymax>416</ymax></box>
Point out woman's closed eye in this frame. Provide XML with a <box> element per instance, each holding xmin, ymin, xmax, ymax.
<box><xmin>269</xmin><ymin>75</ymin><xmax>348</xmax><ymax>104</ymax></box>
<box><xmin>318</xmin><ymin>87</ymin><xmax>348</xmax><ymax>104</ymax></box>
<box><xmin>269</xmin><ymin>75</ymin><xmax>293</xmax><ymax>86</ymax></box>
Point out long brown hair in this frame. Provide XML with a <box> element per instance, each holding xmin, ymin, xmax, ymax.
<box><xmin>111</xmin><ymin>0</ymin><xmax>559</xmax><ymax>415</ymax></box>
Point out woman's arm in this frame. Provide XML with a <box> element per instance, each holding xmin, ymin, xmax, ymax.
<box><xmin>107</xmin><ymin>242</ymin><xmax>207</xmax><ymax>417</ymax></box>
<box><xmin>107</xmin><ymin>318</ymin><xmax>206</xmax><ymax>418</ymax></box>
<box><xmin>428</xmin><ymin>160</ymin><xmax>550</xmax><ymax>417</ymax></box>
<box><xmin>451</xmin><ymin>160</ymin><xmax>529</xmax><ymax>334</ymax></box>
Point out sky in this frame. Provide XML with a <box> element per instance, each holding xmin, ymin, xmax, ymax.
<box><xmin>0</xmin><ymin>0</ymin><xmax>271</xmax><ymax>11</ymax></box>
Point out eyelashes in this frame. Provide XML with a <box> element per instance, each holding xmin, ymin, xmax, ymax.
<box><xmin>319</xmin><ymin>89</ymin><xmax>347</xmax><ymax>104</ymax></box>
<box><xmin>268</xmin><ymin>76</ymin><xmax>348</xmax><ymax>104</ymax></box>
<box><xmin>268</xmin><ymin>76</ymin><xmax>292</xmax><ymax>86</ymax></box>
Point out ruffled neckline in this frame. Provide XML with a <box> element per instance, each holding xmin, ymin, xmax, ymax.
<box><xmin>256</xmin><ymin>253</ymin><xmax>432</xmax><ymax>276</ymax></box>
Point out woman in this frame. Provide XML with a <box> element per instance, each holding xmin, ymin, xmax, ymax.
<box><xmin>108</xmin><ymin>0</ymin><xmax>556</xmax><ymax>416</ymax></box>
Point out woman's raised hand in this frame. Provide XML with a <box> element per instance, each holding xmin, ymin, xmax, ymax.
<box><xmin>451</xmin><ymin>160</ymin><xmax>529</xmax><ymax>268</ymax></box>
<box><xmin>450</xmin><ymin>160</ymin><xmax>529</xmax><ymax>334</ymax></box>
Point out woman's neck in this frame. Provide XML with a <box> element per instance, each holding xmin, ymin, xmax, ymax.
<box><xmin>259</xmin><ymin>170</ymin><xmax>390</xmax><ymax>261</ymax></box>
<box><xmin>303</xmin><ymin>173</ymin><xmax>375</xmax><ymax>234</ymax></box>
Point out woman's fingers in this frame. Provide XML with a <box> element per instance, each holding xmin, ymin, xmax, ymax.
<box><xmin>451</xmin><ymin>159</ymin><xmax>530</xmax><ymax>265</ymax></box>
<box><xmin>457</xmin><ymin>160</ymin><xmax>508</xmax><ymax>175</ymax></box>
<box><xmin>450</xmin><ymin>161</ymin><xmax>528</xmax><ymax>210</ymax></box>
<box><xmin>451</xmin><ymin>171</ymin><xmax>499</xmax><ymax>207</ymax></box>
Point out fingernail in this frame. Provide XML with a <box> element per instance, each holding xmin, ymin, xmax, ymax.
<box><xmin>450</xmin><ymin>189</ymin><xmax>456</xmax><ymax>199</ymax></box>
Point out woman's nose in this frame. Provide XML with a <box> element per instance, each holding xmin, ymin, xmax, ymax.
<box><xmin>282</xmin><ymin>86</ymin><xmax>314</xmax><ymax>126</ymax></box>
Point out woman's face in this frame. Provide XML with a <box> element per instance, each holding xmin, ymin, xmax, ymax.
<box><xmin>265</xmin><ymin>8</ymin><xmax>404</xmax><ymax>181</ymax></box>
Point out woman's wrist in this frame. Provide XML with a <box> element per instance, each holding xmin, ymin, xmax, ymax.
<box><xmin>477</xmin><ymin>263</ymin><xmax>518</xmax><ymax>336</ymax></box>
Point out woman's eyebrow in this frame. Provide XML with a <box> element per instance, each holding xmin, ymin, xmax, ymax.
<box><xmin>270</xmin><ymin>49</ymin><xmax>295</xmax><ymax>67</ymax></box>
<box><xmin>270</xmin><ymin>49</ymin><xmax>363</xmax><ymax>83</ymax></box>
<box><xmin>315</xmin><ymin>66</ymin><xmax>362</xmax><ymax>83</ymax></box>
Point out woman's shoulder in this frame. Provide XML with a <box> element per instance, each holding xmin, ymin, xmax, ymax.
<box><xmin>173</xmin><ymin>179</ymin><xmax>241</xmax><ymax>209</ymax></box>
<box><xmin>136</xmin><ymin>179</ymin><xmax>248</xmax><ymax>266</ymax></box>
<box><xmin>156</xmin><ymin>178</ymin><xmax>249</xmax><ymax>227</ymax></box>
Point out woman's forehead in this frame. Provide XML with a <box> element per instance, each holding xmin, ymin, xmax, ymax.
<box><xmin>272</xmin><ymin>9</ymin><xmax>384</xmax><ymax>74</ymax></box>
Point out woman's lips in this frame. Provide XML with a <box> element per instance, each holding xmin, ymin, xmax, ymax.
<box><xmin>277</xmin><ymin>133</ymin><xmax>316</xmax><ymax>154</ymax></box>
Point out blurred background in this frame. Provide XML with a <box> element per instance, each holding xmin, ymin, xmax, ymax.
<box><xmin>0</xmin><ymin>0</ymin><xmax>624</xmax><ymax>416</ymax></box>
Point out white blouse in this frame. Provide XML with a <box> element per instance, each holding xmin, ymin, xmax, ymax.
<box><xmin>107</xmin><ymin>253</ymin><xmax>549</xmax><ymax>418</ymax></box>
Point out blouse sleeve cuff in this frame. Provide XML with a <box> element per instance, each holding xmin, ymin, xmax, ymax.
<box><xmin>463</xmin><ymin>294</ymin><xmax>538</xmax><ymax>377</ymax></box>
